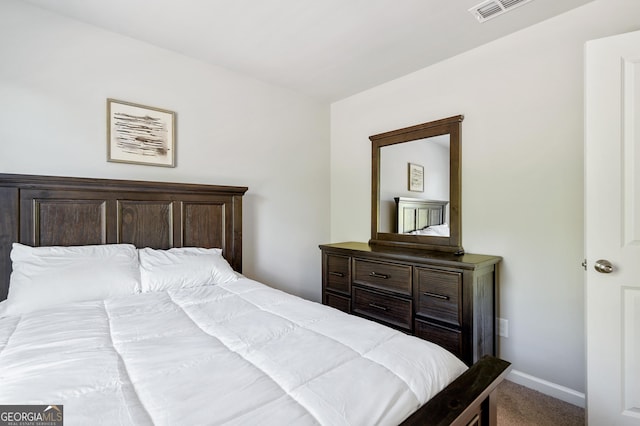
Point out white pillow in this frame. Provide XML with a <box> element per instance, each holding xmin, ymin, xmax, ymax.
<box><xmin>5</xmin><ymin>243</ymin><xmax>141</xmax><ymax>316</ymax></box>
<box><xmin>138</xmin><ymin>247</ymin><xmax>238</xmax><ymax>292</ymax></box>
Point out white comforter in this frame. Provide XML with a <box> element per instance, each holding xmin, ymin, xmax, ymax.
<box><xmin>0</xmin><ymin>278</ymin><xmax>466</xmax><ymax>425</ymax></box>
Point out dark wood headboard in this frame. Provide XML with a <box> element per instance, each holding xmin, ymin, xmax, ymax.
<box><xmin>0</xmin><ymin>173</ymin><xmax>248</xmax><ymax>301</ymax></box>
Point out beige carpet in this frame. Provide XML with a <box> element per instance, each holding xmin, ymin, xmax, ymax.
<box><xmin>497</xmin><ymin>380</ymin><xmax>585</xmax><ymax>425</ymax></box>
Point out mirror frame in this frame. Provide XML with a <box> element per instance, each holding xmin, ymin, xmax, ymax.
<box><xmin>370</xmin><ymin>114</ymin><xmax>464</xmax><ymax>253</ymax></box>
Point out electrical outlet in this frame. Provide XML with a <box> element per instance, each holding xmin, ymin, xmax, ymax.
<box><xmin>498</xmin><ymin>318</ymin><xmax>509</xmax><ymax>338</ymax></box>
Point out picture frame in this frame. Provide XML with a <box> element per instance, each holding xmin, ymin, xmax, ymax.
<box><xmin>408</xmin><ymin>162</ymin><xmax>424</xmax><ymax>192</ymax></box>
<box><xmin>107</xmin><ymin>98</ymin><xmax>176</xmax><ymax>167</ymax></box>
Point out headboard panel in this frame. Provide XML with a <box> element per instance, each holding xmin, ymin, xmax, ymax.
<box><xmin>395</xmin><ymin>197</ymin><xmax>448</xmax><ymax>233</ymax></box>
<box><xmin>0</xmin><ymin>174</ymin><xmax>248</xmax><ymax>301</ymax></box>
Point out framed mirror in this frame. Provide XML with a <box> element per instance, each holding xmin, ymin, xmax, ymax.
<box><xmin>370</xmin><ymin>115</ymin><xmax>464</xmax><ymax>253</ymax></box>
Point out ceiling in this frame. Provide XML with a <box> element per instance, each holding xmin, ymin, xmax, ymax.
<box><xmin>23</xmin><ymin>0</ymin><xmax>594</xmax><ymax>102</ymax></box>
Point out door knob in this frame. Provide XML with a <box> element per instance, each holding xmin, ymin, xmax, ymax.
<box><xmin>594</xmin><ymin>259</ymin><xmax>613</xmax><ymax>274</ymax></box>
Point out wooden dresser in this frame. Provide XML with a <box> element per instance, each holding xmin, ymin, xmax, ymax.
<box><xmin>320</xmin><ymin>242</ymin><xmax>501</xmax><ymax>365</ymax></box>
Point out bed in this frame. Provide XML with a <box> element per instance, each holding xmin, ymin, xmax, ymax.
<box><xmin>395</xmin><ymin>197</ymin><xmax>450</xmax><ymax>236</ymax></box>
<box><xmin>0</xmin><ymin>173</ymin><xmax>509</xmax><ymax>425</ymax></box>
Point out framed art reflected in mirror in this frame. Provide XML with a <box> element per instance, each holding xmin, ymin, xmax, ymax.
<box><xmin>408</xmin><ymin>163</ymin><xmax>424</xmax><ymax>192</ymax></box>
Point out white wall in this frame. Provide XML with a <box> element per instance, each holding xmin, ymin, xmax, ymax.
<box><xmin>0</xmin><ymin>0</ymin><xmax>330</xmax><ymax>301</ymax></box>
<box><xmin>330</xmin><ymin>0</ymin><xmax>640</xmax><ymax>399</ymax></box>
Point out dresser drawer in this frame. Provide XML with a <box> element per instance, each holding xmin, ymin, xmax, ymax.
<box><xmin>415</xmin><ymin>318</ymin><xmax>461</xmax><ymax>357</ymax></box>
<box><xmin>353</xmin><ymin>259</ymin><xmax>412</xmax><ymax>295</ymax></box>
<box><xmin>325</xmin><ymin>254</ymin><xmax>351</xmax><ymax>295</ymax></box>
<box><xmin>324</xmin><ymin>292</ymin><xmax>350</xmax><ymax>313</ymax></box>
<box><xmin>320</xmin><ymin>243</ymin><xmax>500</xmax><ymax>365</ymax></box>
<box><xmin>352</xmin><ymin>286</ymin><xmax>412</xmax><ymax>330</ymax></box>
<box><xmin>415</xmin><ymin>267</ymin><xmax>461</xmax><ymax>326</ymax></box>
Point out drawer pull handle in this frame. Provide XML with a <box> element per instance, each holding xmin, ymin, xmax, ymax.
<box><xmin>369</xmin><ymin>272</ymin><xmax>389</xmax><ymax>279</ymax></box>
<box><xmin>423</xmin><ymin>292</ymin><xmax>450</xmax><ymax>300</ymax></box>
<box><xmin>329</xmin><ymin>272</ymin><xmax>345</xmax><ymax>277</ymax></box>
<box><xmin>368</xmin><ymin>303</ymin><xmax>389</xmax><ymax>311</ymax></box>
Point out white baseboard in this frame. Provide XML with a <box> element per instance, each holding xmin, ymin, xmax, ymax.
<box><xmin>506</xmin><ymin>369</ymin><xmax>585</xmax><ymax>408</ymax></box>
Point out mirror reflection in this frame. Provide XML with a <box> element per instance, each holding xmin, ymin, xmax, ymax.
<box><xmin>379</xmin><ymin>135</ymin><xmax>450</xmax><ymax>235</ymax></box>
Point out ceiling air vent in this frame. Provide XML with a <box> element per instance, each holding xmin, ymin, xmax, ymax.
<box><xmin>469</xmin><ymin>0</ymin><xmax>534</xmax><ymax>23</ymax></box>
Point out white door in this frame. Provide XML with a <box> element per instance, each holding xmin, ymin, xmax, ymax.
<box><xmin>585</xmin><ymin>30</ymin><xmax>640</xmax><ymax>425</ymax></box>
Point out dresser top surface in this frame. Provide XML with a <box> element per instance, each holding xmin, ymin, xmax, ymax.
<box><xmin>319</xmin><ymin>241</ymin><xmax>501</xmax><ymax>269</ymax></box>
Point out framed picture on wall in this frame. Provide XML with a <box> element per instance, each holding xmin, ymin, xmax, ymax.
<box><xmin>408</xmin><ymin>162</ymin><xmax>424</xmax><ymax>192</ymax></box>
<box><xmin>107</xmin><ymin>98</ymin><xmax>176</xmax><ymax>167</ymax></box>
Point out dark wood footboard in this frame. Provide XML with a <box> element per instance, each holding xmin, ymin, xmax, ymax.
<box><xmin>401</xmin><ymin>356</ymin><xmax>511</xmax><ymax>426</ymax></box>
